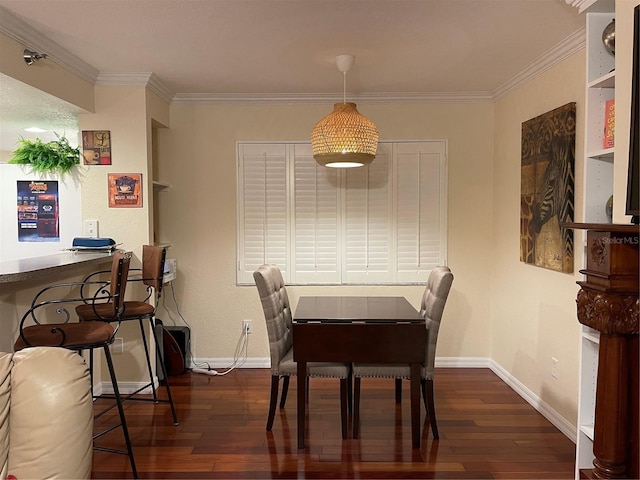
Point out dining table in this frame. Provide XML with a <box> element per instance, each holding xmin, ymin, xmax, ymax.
<box><xmin>292</xmin><ymin>295</ymin><xmax>427</xmax><ymax>449</ymax></box>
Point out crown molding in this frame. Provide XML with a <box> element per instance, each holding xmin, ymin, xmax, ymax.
<box><xmin>0</xmin><ymin>5</ymin><xmax>99</xmax><ymax>84</ymax></box>
<box><xmin>573</xmin><ymin>0</ymin><xmax>614</xmax><ymax>14</ymax></box>
<box><xmin>96</xmin><ymin>73</ymin><xmax>174</xmax><ymax>103</ymax></box>
<box><xmin>492</xmin><ymin>26</ymin><xmax>585</xmax><ymax>101</ymax></box>
<box><xmin>171</xmin><ymin>91</ymin><xmax>493</xmax><ymax>105</ymax></box>
<box><xmin>147</xmin><ymin>73</ymin><xmax>175</xmax><ymax>103</ymax></box>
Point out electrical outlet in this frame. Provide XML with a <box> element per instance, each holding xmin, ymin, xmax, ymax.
<box><xmin>243</xmin><ymin>320</ymin><xmax>252</xmax><ymax>334</ymax></box>
<box><xmin>84</xmin><ymin>220</ymin><xmax>99</xmax><ymax>238</ymax></box>
<box><xmin>551</xmin><ymin>357</ymin><xmax>558</xmax><ymax>379</ymax></box>
<box><xmin>112</xmin><ymin>337</ymin><xmax>124</xmax><ymax>354</ymax></box>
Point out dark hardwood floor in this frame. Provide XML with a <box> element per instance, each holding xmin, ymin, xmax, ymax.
<box><xmin>91</xmin><ymin>368</ymin><xmax>576</xmax><ymax>479</ymax></box>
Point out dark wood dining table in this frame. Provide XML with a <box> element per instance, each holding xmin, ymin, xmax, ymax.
<box><xmin>292</xmin><ymin>296</ymin><xmax>427</xmax><ymax>449</ymax></box>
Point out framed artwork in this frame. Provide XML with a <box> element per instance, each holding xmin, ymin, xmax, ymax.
<box><xmin>520</xmin><ymin>102</ymin><xmax>576</xmax><ymax>273</ymax></box>
<box><xmin>17</xmin><ymin>180</ymin><xmax>59</xmax><ymax>242</ymax></box>
<box><xmin>82</xmin><ymin>130</ymin><xmax>111</xmax><ymax>165</ymax></box>
<box><xmin>108</xmin><ymin>173</ymin><xmax>142</xmax><ymax>208</ymax></box>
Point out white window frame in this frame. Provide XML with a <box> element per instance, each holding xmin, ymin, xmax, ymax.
<box><xmin>237</xmin><ymin>140</ymin><xmax>447</xmax><ymax>285</ymax></box>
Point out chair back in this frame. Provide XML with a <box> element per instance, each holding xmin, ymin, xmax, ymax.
<box><xmin>109</xmin><ymin>251</ymin><xmax>131</xmax><ymax>316</ymax></box>
<box><xmin>420</xmin><ymin>266</ymin><xmax>454</xmax><ymax>377</ymax></box>
<box><xmin>253</xmin><ymin>264</ymin><xmax>292</xmax><ymax>374</ymax></box>
<box><xmin>15</xmin><ymin>252</ymin><xmax>131</xmax><ymax>350</ymax></box>
<box><xmin>141</xmin><ymin>245</ymin><xmax>167</xmax><ymax>299</ymax></box>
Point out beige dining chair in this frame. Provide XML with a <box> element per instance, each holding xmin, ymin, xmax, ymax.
<box><xmin>253</xmin><ymin>264</ymin><xmax>351</xmax><ymax>436</ymax></box>
<box><xmin>352</xmin><ymin>265</ymin><xmax>454</xmax><ymax>439</ymax></box>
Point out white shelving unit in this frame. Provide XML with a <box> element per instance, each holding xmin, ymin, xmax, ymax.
<box><xmin>575</xmin><ymin>1</ymin><xmax>615</xmax><ymax>477</ymax></box>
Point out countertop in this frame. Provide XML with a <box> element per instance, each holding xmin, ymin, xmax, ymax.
<box><xmin>0</xmin><ymin>251</ymin><xmax>114</xmax><ymax>284</ymax></box>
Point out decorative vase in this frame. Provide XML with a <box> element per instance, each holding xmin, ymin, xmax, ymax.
<box><xmin>606</xmin><ymin>195</ymin><xmax>613</xmax><ymax>223</ymax></box>
<box><xmin>602</xmin><ymin>19</ymin><xmax>615</xmax><ymax>56</ymax></box>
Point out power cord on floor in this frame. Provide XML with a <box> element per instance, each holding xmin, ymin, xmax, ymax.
<box><xmin>162</xmin><ymin>281</ymin><xmax>249</xmax><ymax>376</ymax></box>
<box><xmin>192</xmin><ymin>329</ymin><xmax>248</xmax><ymax>376</ymax></box>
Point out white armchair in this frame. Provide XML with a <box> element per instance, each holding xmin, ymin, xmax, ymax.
<box><xmin>0</xmin><ymin>346</ymin><xmax>93</xmax><ymax>479</ymax></box>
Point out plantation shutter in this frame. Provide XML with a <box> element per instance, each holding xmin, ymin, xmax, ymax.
<box><xmin>395</xmin><ymin>142</ymin><xmax>447</xmax><ymax>283</ymax></box>
<box><xmin>237</xmin><ymin>143</ymin><xmax>288</xmax><ymax>284</ymax></box>
<box><xmin>343</xmin><ymin>143</ymin><xmax>393</xmax><ymax>283</ymax></box>
<box><xmin>290</xmin><ymin>144</ymin><xmax>341</xmax><ymax>284</ymax></box>
<box><xmin>237</xmin><ymin>140</ymin><xmax>447</xmax><ymax>285</ymax></box>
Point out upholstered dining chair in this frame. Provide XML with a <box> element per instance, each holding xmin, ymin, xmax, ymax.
<box><xmin>14</xmin><ymin>251</ymin><xmax>138</xmax><ymax>478</ymax></box>
<box><xmin>352</xmin><ymin>265</ymin><xmax>454</xmax><ymax>440</ymax></box>
<box><xmin>253</xmin><ymin>264</ymin><xmax>351</xmax><ymax>437</ymax></box>
<box><xmin>77</xmin><ymin>245</ymin><xmax>178</xmax><ymax>425</ymax></box>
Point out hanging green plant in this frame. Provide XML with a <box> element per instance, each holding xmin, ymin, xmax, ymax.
<box><xmin>9</xmin><ymin>133</ymin><xmax>80</xmax><ymax>176</ymax></box>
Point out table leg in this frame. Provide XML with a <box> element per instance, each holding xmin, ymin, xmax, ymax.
<box><xmin>410</xmin><ymin>362</ymin><xmax>421</xmax><ymax>448</ymax></box>
<box><xmin>297</xmin><ymin>361</ymin><xmax>306</xmax><ymax>449</ymax></box>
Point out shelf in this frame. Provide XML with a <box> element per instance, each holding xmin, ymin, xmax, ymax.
<box><xmin>152</xmin><ymin>180</ymin><xmax>171</xmax><ymax>191</ymax></box>
<box><xmin>580</xmin><ymin>424</ymin><xmax>596</xmax><ymax>441</ymax></box>
<box><xmin>582</xmin><ymin>330</ymin><xmax>600</xmax><ymax>345</ymax></box>
<box><xmin>564</xmin><ymin>223</ymin><xmax>640</xmax><ymax>233</ymax></box>
<box><xmin>586</xmin><ymin>148</ymin><xmax>614</xmax><ymax>160</ymax></box>
<box><xmin>588</xmin><ymin>70</ymin><xmax>615</xmax><ymax>89</ymax></box>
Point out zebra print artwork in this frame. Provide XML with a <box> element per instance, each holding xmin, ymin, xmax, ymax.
<box><xmin>521</xmin><ymin>102</ymin><xmax>575</xmax><ymax>273</ymax></box>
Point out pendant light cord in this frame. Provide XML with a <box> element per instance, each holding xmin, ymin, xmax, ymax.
<box><xmin>343</xmin><ymin>71</ymin><xmax>347</xmax><ymax>104</ymax></box>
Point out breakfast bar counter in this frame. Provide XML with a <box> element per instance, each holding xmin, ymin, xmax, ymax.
<box><xmin>0</xmin><ymin>251</ymin><xmax>114</xmax><ymax>284</ymax></box>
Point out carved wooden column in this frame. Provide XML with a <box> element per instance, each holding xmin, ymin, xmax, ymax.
<box><xmin>568</xmin><ymin>223</ymin><xmax>639</xmax><ymax>480</ymax></box>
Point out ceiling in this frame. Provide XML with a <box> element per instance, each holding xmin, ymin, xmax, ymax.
<box><xmin>0</xmin><ymin>0</ymin><xmax>584</xmax><ymax>152</ymax></box>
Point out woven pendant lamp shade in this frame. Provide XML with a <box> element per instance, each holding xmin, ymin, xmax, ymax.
<box><xmin>311</xmin><ymin>102</ymin><xmax>379</xmax><ymax>167</ymax></box>
<box><xmin>310</xmin><ymin>55</ymin><xmax>379</xmax><ymax>168</ymax></box>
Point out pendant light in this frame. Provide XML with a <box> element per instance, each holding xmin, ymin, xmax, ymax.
<box><xmin>310</xmin><ymin>54</ymin><xmax>379</xmax><ymax>168</ymax></box>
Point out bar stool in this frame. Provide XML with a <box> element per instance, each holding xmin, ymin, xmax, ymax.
<box><xmin>78</xmin><ymin>245</ymin><xmax>178</xmax><ymax>425</ymax></box>
<box><xmin>14</xmin><ymin>251</ymin><xmax>138</xmax><ymax>478</ymax></box>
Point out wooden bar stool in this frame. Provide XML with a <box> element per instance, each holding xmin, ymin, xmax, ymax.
<box><xmin>77</xmin><ymin>245</ymin><xmax>178</xmax><ymax>425</ymax></box>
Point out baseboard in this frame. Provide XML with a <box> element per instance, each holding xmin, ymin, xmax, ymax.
<box><xmin>487</xmin><ymin>359</ymin><xmax>577</xmax><ymax>442</ymax></box>
<box><xmin>101</xmin><ymin>355</ymin><xmax>577</xmax><ymax>443</ymax></box>
<box><xmin>435</xmin><ymin>356</ymin><xmax>492</xmax><ymax>368</ymax></box>
<box><xmin>189</xmin><ymin>357</ymin><xmax>271</xmax><ymax>369</ymax></box>
<box><xmin>101</xmin><ymin>379</ymin><xmax>159</xmax><ymax>395</ymax></box>
<box><xmin>437</xmin><ymin>357</ymin><xmax>576</xmax><ymax>441</ymax></box>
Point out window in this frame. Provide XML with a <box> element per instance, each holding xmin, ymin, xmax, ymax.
<box><xmin>237</xmin><ymin>140</ymin><xmax>447</xmax><ymax>285</ymax></box>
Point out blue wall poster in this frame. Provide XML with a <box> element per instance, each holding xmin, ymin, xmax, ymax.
<box><xmin>17</xmin><ymin>180</ymin><xmax>60</xmax><ymax>242</ymax></box>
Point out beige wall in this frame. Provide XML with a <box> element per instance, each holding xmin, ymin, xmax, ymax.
<box><xmin>79</xmin><ymin>85</ymin><xmax>151</xmax><ymax>251</ymax></box>
<box><xmin>492</xmin><ymin>51</ymin><xmax>585</xmax><ymax>424</ymax></box>
<box><xmin>77</xmin><ymin>85</ymin><xmax>152</xmax><ymax>380</ymax></box>
<box><xmin>156</xmin><ymin>102</ymin><xmax>494</xmax><ymax>363</ymax></box>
